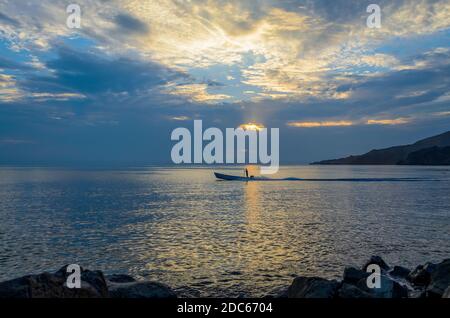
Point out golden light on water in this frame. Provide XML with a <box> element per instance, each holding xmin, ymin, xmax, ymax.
<box><xmin>239</xmin><ymin>123</ymin><xmax>265</xmax><ymax>131</ymax></box>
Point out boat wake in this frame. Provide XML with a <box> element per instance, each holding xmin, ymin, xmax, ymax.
<box><xmin>280</xmin><ymin>177</ymin><xmax>427</xmax><ymax>182</ymax></box>
<box><xmin>215</xmin><ymin>172</ymin><xmax>429</xmax><ymax>182</ymax></box>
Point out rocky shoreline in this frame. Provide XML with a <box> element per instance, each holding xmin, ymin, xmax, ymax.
<box><xmin>0</xmin><ymin>256</ymin><xmax>449</xmax><ymax>298</ymax></box>
<box><xmin>268</xmin><ymin>256</ymin><xmax>450</xmax><ymax>299</ymax></box>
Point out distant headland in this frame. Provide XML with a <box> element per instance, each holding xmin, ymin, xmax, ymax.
<box><xmin>312</xmin><ymin>131</ymin><xmax>450</xmax><ymax>165</ymax></box>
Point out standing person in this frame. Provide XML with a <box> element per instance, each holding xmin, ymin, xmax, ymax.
<box><xmin>245</xmin><ymin>168</ymin><xmax>249</xmax><ymax>178</ymax></box>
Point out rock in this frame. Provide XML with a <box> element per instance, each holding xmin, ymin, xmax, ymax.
<box><xmin>356</xmin><ymin>275</ymin><xmax>408</xmax><ymax>298</ymax></box>
<box><xmin>442</xmin><ymin>286</ymin><xmax>450</xmax><ymax>298</ymax></box>
<box><xmin>287</xmin><ymin>277</ymin><xmax>339</xmax><ymax>298</ymax></box>
<box><xmin>264</xmin><ymin>286</ymin><xmax>289</xmax><ymax>298</ymax></box>
<box><xmin>0</xmin><ymin>275</ymin><xmax>62</xmax><ymax>298</ymax></box>
<box><xmin>362</xmin><ymin>256</ymin><xmax>390</xmax><ymax>271</ymax></box>
<box><xmin>0</xmin><ymin>266</ymin><xmax>180</xmax><ymax>299</ymax></box>
<box><xmin>426</xmin><ymin>259</ymin><xmax>450</xmax><ymax>298</ymax></box>
<box><xmin>109</xmin><ymin>281</ymin><xmax>177</xmax><ymax>298</ymax></box>
<box><xmin>338</xmin><ymin>283</ymin><xmax>374</xmax><ymax>298</ymax></box>
<box><xmin>407</xmin><ymin>262</ymin><xmax>436</xmax><ymax>287</ymax></box>
<box><xmin>106</xmin><ymin>274</ymin><xmax>136</xmax><ymax>283</ymax></box>
<box><xmin>389</xmin><ymin>266</ymin><xmax>411</xmax><ymax>279</ymax></box>
<box><xmin>56</xmin><ymin>265</ymin><xmax>109</xmax><ymax>297</ymax></box>
<box><xmin>392</xmin><ymin>282</ymin><xmax>409</xmax><ymax>298</ymax></box>
<box><xmin>343</xmin><ymin>267</ymin><xmax>369</xmax><ymax>285</ymax></box>
<box><xmin>0</xmin><ymin>266</ymin><xmax>108</xmax><ymax>298</ymax></box>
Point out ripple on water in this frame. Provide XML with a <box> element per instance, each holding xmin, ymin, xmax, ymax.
<box><xmin>0</xmin><ymin>166</ymin><xmax>449</xmax><ymax>296</ymax></box>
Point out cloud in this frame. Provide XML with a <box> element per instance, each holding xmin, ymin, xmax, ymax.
<box><xmin>114</xmin><ymin>13</ymin><xmax>149</xmax><ymax>35</ymax></box>
<box><xmin>366</xmin><ymin>118</ymin><xmax>410</xmax><ymax>125</ymax></box>
<box><xmin>287</xmin><ymin>117</ymin><xmax>411</xmax><ymax>128</ymax></box>
<box><xmin>1</xmin><ymin>0</ymin><xmax>449</xmax><ymax>103</ymax></box>
<box><xmin>331</xmin><ymin>48</ymin><xmax>450</xmax><ymax>119</ymax></box>
<box><xmin>0</xmin><ymin>72</ymin><xmax>88</xmax><ymax>103</ymax></box>
<box><xmin>164</xmin><ymin>83</ymin><xmax>231</xmax><ymax>104</ymax></box>
<box><xmin>381</xmin><ymin>0</ymin><xmax>450</xmax><ymax>37</ymax></box>
<box><xmin>43</xmin><ymin>47</ymin><xmax>172</xmax><ymax>93</ymax></box>
<box><xmin>0</xmin><ymin>0</ymin><xmax>449</xmax><ymax>165</ymax></box>
<box><xmin>170</xmin><ymin>116</ymin><xmax>191</xmax><ymax>121</ymax></box>
<box><xmin>0</xmin><ymin>43</ymin><xmax>189</xmax><ymax>108</ymax></box>
<box><xmin>359</xmin><ymin>54</ymin><xmax>400</xmax><ymax>68</ymax></box>
<box><xmin>13</xmin><ymin>46</ymin><xmax>183</xmax><ymax>101</ymax></box>
<box><xmin>0</xmin><ymin>74</ymin><xmax>24</xmax><ymax>102</ymax></box>
<box><xmin>287</xmin><ymin>121</ymin><xmax>354</xmax><ymax>128</ymax></box>
<box><xmin>0</xmin><ymin>11</ymin><xmax>20</xmax><ymax>27</ymax></box>
<box><xmin>434</xmin><ymin>111</ymin><xmax>450</xmax><ymax>117</ymax></box>
<box><xmin>0</xmin><ymin>56</ymin><xmax>32</xmax><ymax>70</ymax></box>
<box><xmin>30</xmin><ymin>92</ymin><xmax>86</xmax><ymax>102</ymax></box>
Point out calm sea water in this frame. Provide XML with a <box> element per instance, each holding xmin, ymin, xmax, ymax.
<box><xmin>0</xmin><ymin>165</ymin><xmax>449</xmax><ymax>297</ymax></box>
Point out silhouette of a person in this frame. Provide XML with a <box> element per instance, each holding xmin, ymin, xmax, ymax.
<box><xmin>245</xmin><ymin>168</ymin><xmax>249</xmax><ymax>178</ymax></box>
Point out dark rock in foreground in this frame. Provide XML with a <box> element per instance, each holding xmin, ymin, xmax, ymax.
<box><xmin>338</xmin><ymin>283</ymin><xmax>373</xmax><ymax>298</ymax></box>
<box><xmin>0</xmin><ymin>265</ymin><xmax>108</xmax><ymax>298</ymax></box>
<box><xmin>0</xmin><ymin>265</ymin><xmax>176</xmax><ymax>299</ymax></box>
<box><xmin>106</xmin><ymin>274</ymin><xmax>136</xmax><ymax>283</ymax></box>
<box><xmin>109</xmin><ymin>281</ymin><xmax>176</xmax><ymax>298</ymax></box>
<box><xmin>407</xmin><ymin>262</ymin><xmax>436</xmax><ymax>286</ymax></box>
<box><xmin>443</xmin><ymin>286</ymin><xmax>450</xmax><ymax>298</ymax></box>
<box><xmin>426</xmin><ymin>259</ymin><xmax>450</xmax><ymax>298</ymax></box>
<box><xmin>1</xmin><ymin>256</ymin><xmax>449</xmax><ymax>298</ymax></box>
<box><xmin>287</xmin><ymin>277</ymin><xmax>339</xmax><ymax>298</ymax></box>
<box><xmin>355</xmin><ymin>275</ymin><xmax>408</xmax><ymax>298</ymax></box>
<box><xmin>282</xmin><ymin>256</ymin><xmax>449</xmax><ymax>299</ymax></box>
<box><xmin>389</xmin><ymin>266</ymin><xmax>411</xmax><ymax>279</ymax></box>
<box><xmin>343</xmin><ymin>267</ymin><xmax>369</xmax><ymax>285</ymax></box>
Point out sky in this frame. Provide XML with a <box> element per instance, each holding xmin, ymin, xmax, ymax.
<box><xmin>0</xmin><ymin>0</ymin><xmax>449</xmax><ymax>165</ymax></box>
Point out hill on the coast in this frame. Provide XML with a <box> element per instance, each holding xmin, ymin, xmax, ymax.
<box><xmin>312</xmin><ymin>131</ymin><xmax>450</xmax><ymax>165</ymax></box>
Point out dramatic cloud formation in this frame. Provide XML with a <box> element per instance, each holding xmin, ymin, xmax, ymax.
<box><xmin>0</xmin><ymin>0</ymin><xmax>449</xmax><ymax>164</ymax></box>
<box><xmin>288</xmin><ymin>121</ymin><xmax>354</xmax><ymax>128</ymax></box>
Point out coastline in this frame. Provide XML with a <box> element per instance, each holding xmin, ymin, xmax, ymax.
<box><xmin>1</xmin><ymin>256</ymin><xmax>448</xmax><ymax>298</ymax></box>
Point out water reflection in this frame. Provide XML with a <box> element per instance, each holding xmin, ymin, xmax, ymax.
<box><xmin>0</xmin><ymin>166</ymin><xmax>449</xmax><ymax>297</ymax></box>
<box><xmin>244</xmin><ymin>178</ymin><xmax>260</xmax><ymax>226</ymax></box>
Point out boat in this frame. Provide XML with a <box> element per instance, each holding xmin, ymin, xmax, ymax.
<box><xmin>213</xmin><ymin>172</ymin><xmax>418</xmax><ymax>182</ymax></box>
<box><xmin>214</xmin><ymin>172</ymin><xmax>302</xmax><ymax>181</ymax></box>
<box><xmin>214</xmin><ymin>172</ymin><xmax>255</xmax><ymax>181</ymax></box>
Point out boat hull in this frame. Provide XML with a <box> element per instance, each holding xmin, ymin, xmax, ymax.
<box><xmin>214</xmin><ymin>172</ymin><xmax>251</xmax><ymax>181</ymax></box>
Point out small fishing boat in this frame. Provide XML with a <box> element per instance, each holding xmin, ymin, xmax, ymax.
<box><xmin>214</xmin><ymin>172</ymin><xmax>301</xmax><ymax>181</ymax></box>
<box><xmin>214</xmin><ymin>172</ymin><xmax>255</xmax><ymax>181</ymax></box>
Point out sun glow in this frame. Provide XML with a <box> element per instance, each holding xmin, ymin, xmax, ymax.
<box><xmin>239</xmin><ymin>123</ymin><xmax>265</xmax><ymax>131</ymax></box>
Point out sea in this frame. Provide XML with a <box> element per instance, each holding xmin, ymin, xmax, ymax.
<box><xmin>0</xmin><ymin>165</ymin><xmax>449</xmax><ymax>297</ymax></box>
